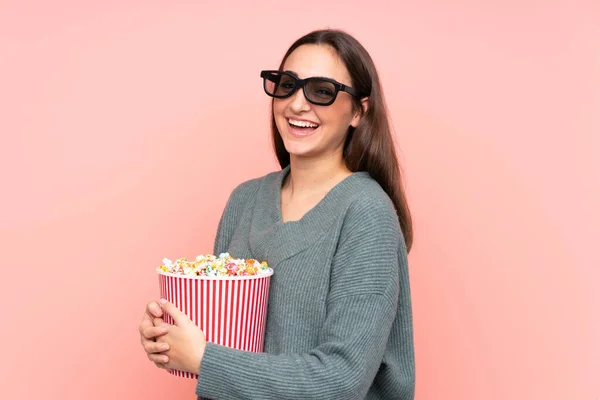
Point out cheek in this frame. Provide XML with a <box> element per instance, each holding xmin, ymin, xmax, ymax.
<box><xmin>272</xmin><ymin>99</ymin><xmax>287</xmax><ymax>117</ymax></box>
<box><xmin>319</xmin><ymin>104</ymin><xmax>354</xmax><ymax>130</ymax></box>
<box><xmin>272</xmin><ymin>101</ymin><xmax>289</xmax><ymax>133</ymax></box>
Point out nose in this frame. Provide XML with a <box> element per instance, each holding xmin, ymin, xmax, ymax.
<box><xmin>288</xmin><ymin>86</ymin><xmax>311</xmax><ymax>113</ymax></box>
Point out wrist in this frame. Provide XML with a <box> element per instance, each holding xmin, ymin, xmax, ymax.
<box><xmin>191</xmin><ymin>341</ymin><xmax>206</xmax><ymax>374</ymax></box>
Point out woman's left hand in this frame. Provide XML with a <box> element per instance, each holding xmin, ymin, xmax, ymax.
<box><xmin>155</xmin><ymin>298</ymin><xmax>207</xmax><ymax>375</ymax></box>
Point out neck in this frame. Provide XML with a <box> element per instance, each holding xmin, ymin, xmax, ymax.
<box><xmin>284</xmin><ymin>154</ymin><xmax>351</xmax><ymax>195</ymax></box>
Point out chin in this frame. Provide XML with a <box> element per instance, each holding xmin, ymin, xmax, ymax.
<box><xmin>282</xmin><ymin>142</ymin><xmax>318</xmax><ymax>159</ymax></box>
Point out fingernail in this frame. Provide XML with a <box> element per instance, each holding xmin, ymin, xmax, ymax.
<box><xmin>161</xmin><ymin>344</ymin><xmax>169</xmax><ymax>351</ymax></box>
<box><xmin>159</xmin><ymin>298</ymin><xmax>167</xmax><ymax>304</ymax></box>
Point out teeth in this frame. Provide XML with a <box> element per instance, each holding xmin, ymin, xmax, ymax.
<box><xmin>289</xmin><ymin>119</ymin><xmax>319</xmax><ymax>128</ymax></box>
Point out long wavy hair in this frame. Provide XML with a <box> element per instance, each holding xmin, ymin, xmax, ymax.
<box><xmin>270</xmin><ymin>29</ymin><xmax>413</xmax><ymax>253</ymax></box>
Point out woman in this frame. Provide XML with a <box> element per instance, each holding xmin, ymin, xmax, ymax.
<box><xmin>139</xmin><ymin>28</ymin><xmax>415</xmax><ymax>400</ymax></box>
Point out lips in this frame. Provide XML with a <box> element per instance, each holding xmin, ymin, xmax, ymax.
<box><xmin>286</xmin><ymin>118</ymin><xmax>320</xmax><ymax>138</ymax></box>
<box><xmin>287</xmin><ymin>124</ymin><xmax>319</xmax><ymax>138</ymax></box>
<box><xmin>287</xmin><ymin>118</ymin><xmax>319</xmax><ymax>128</ymax></box>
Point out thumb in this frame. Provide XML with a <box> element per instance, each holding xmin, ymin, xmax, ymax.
<box><xmin>159</xmin><ymin>298</ymin><xmax>189</xmax><ymax>326</ymax></box>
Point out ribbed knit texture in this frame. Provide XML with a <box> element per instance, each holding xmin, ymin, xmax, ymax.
<box><xmin>195</xmin><ymin>166</ymin><xmax>415</xmax><ymax>400</ymax></box>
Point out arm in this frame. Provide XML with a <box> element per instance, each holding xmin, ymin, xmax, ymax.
<box><xmin>140</xmin><ymin>178</ymin><xmax>262</xmax><ymax>368</ymax></box>
<box><xmin>212</xmin><ymin>178</ymin><xmax>261</xmax><ymax>255</ymax></box>
<box><xmin>195</xmin><ymin>195</ymin><xmax>411</xmax><ymax>400</ymax></box>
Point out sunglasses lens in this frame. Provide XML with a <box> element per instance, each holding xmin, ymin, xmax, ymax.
<box><xmin>264</xmin><ymin>72</ymin><xmax>296</xmax><ymax>97</ymax></box>
<box><xmin>262</xmin><ymin>72</ymin><xmax>339</xmax><ymax>105</ymax></box>
<box><xmin>305</xmin><ymin>79</ymin><xmax>336</xmax><ymax>104</ymax></box>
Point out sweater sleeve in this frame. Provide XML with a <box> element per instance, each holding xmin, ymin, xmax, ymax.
<box><xmin>196</xmin><ymin>193</ymin><xmax>408</xmax><ymax>400</ymax></box>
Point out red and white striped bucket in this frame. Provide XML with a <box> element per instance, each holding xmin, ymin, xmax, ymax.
<box><xmin>157</xmin><ymin>270</ymin><xmax>273</xmax><ymax>379</ymax></box>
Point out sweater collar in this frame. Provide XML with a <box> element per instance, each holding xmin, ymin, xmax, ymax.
<box><xmin>249</xmin><ymin>165</ymin><xmax>371</xmax><ymax>265</ymax></box>
<box><xmin>272</xmin><ymin>165</ymin><xmax>371</xmax><ymax>226</ymax></box>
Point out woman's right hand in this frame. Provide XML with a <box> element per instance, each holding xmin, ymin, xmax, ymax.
<box><xmin>139</xmin><ymin>301</ymin><xmax>171</xmax><ymax>369</ymax></box>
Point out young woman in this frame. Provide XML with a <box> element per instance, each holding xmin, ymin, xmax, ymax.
<box><xmin>139</xmin><ymin>28</ymin><xmax>415</xmax><ymax>400</ymax></box>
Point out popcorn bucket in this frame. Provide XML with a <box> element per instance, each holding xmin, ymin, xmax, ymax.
<box><xmin>157</xmin><ymin>270</ymin><xmax>273</xmax><ymax>379</ymax></box>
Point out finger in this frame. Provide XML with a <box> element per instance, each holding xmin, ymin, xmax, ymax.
<box><xmin>159</xmin><ymin>298</ymin><xmax>189</xmax><ymax>326</ymax></box>
<box><xmin>150</xmin><ymin>318</ymin><xmax>167</xmax><ymax>342</ymax></box>
<box><xmin>140</xmin><ymin>309</ymin><xmax>153</xmax><ymax>323</ymax></box>
<box><xmin>155</xmin><ymin>362</ymin><xmax>168</xmax><ymax>370</ymax></box>
<box><xmin>143</xmin><ymin>337</ymin><xmax>170</xmax><ymax>354</ymax></box>
<box><xmin>138</xmin><ymin>312</ymin><xmax>154</xmax><ymax>336</ymax></box>
<box><xmin>141</xmin><ymin>325</ymin><xmax>169</xmax><ymax>341</ymax></box>
<box><xmin>147</xmin><ymin>301</ymin><xmax>163</xmax><ymax>319</ymax></box>
<box><xmin>148</xmin><ymin>352</ymin><xmax>169</xmax><ymax>364</ymax></box>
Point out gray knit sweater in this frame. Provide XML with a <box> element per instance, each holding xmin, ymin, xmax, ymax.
<box><xmin>195</xmin><ymin>165</ymin><xmax>415</xmax><ymax>399</ymax></box>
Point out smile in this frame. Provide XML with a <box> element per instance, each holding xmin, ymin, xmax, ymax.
<box><xmin>288</xmin><ymin>118</ymin><xmax>319</xmax><ymax>128</ymax></box>
<box><xmin>287</xmin><ymin>118</ymin><xmax>320</xmax><ymax>137</ymax></box>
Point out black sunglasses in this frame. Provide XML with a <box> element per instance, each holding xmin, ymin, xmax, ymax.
<box><xmin>260</xmin><ymin>70</ymin><xmax>361</xmax><ymax>106</ymax></box>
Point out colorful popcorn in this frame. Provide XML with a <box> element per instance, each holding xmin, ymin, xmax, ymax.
<box><xmin>158</xmin><ymin>252</ymin><xmax>270</xmax><ymax>277</ymax></box>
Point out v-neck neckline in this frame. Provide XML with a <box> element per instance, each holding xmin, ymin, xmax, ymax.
<box><xmin>273</xmin><ymin>165</ymin><xmax>369</xmax><ymax>226</ymax></box>
<box><xmin>247</xmin><ymin>165</ymin><xmax>371</xmax><ymax>265</ymax></box>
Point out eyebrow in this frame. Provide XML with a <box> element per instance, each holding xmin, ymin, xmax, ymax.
<box><xmin>284</xmin><ymin>70</ymin><xmax>299</xmax><ymax>78</ymax></box>
<box><xmin>283</xmin><ymin>70</ymin><xmax>336</xmax><ymax>81</ymax></box>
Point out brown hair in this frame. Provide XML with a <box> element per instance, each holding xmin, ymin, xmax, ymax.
<box><xmin>270</xmin><ymin>29</ymin><xmax>413</xmax><ymax>253</ymax></box>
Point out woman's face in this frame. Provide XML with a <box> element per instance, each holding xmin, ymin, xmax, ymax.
<box><xmin>273</xmin><ymin>44</ymin><xmax>362</xmax><ymax>162</ymax></box>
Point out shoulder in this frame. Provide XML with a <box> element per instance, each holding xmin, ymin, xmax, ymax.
<box><xmin>344</xmin><ymin>174</ymin><xmax>399</xmax><ymax>227</ymax></box>
<box><xmin>227</xmin><ymin>168</ymin><xmax>282</xmax><ymax>204</ymax></box>
<box><xmin>337</xmin><ymin>173</ymin><xmax>405</xmax><ymax>249</ymax></box>
<box><xmin>329</xmin><ymin>174</ymin><xmax>406</xmax><ymax>299</ymax></box>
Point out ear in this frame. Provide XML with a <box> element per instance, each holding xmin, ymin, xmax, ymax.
<box><xmin>350</xmin><ymin>97</ymin><xmax>369</xmax><ymax>128</ymax></box>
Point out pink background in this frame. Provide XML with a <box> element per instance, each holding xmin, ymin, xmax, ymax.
<box><xmin>1</xmin><ymin>1</ymin><xmax>598</xmax><ymax>399</ymax></box>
